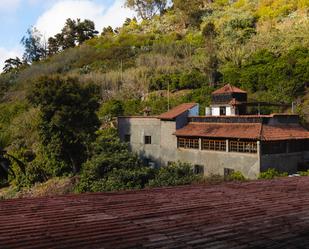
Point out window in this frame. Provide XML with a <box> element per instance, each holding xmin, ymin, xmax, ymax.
<box><xmin>224</xmin><ymin>168</ymin><xmax>234</xmax><ymax>177</ymax></box>
<box><xmin>144</xmin><ymin>136</ymin><xmax>152</xmax><ymax>144</ymax></box>
<box><xmin>194</xmin><ymin>165</ymin><xmax>204</xmax><ymax>175</ymax></box>
<box><xmin>202</xmin><ymin>139</ymin><xmax>226</xmax><ymax>151</ymax></box>
<box><xmin>220</xmin><ymin>107</ymin><xmax>226</xmax><ymax>116</ymax></box>
<box><xmin>229</xmin><ymin>141</ymin><xmax>257</xmax><ymax>153</ymax></box>
<box><xmin>178</xmin><ymin>137</ymin><xmax>199</xmax><ymax>149</ymax></box>
<box><xmin>124</xmin><ymin>134</ymin><xmax>131</xmax><ymax>142</ymax></box>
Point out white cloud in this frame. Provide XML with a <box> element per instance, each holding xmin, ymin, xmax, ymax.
<box><xmin>0</xmin><ymin>0</ymin><xmax>21</xmax><ymax>12</ymax></box>
<box><xmin>0</xmin><ymin>46</ymin><xmax>23</xmax><ymax>71</ymax></box>
<box><xmin>35</xmin><ymin>0</ymin><xmax>134</xmax><ymax>39</ymax></box>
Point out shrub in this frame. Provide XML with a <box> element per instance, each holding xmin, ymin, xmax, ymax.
<box><xmin>148</xmin><ymin>162</ymin><xmax>199</xmax><ymax>187</ymax></box>
<box><xmin>226</xmin><ymin>171</ymin><xmax>246</xmax><ymax>181</ymax></box>
<box><xmin>258</xmin><ymin>168</ymin><xmax>288</xmax><ymax>179</ymax></box>
<box><xmin>98</xmin><ymin>99</ymin><xmax>124</xmax><ymax>120</ymax></box>
<box><xmin>298</xmin><ymin>170</ymin><xmax>309</xmax><ymax>176</ymax></box>
<box><xmin>75</xmin><ymin>129</ymin><xmax>147</xmax><ymax>193</ymax></box>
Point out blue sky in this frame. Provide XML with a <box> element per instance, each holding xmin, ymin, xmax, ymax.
<box><xmin>0</xmin><ymin>0</ymin><xmax>134</xmax><ymax>68</ymax></box>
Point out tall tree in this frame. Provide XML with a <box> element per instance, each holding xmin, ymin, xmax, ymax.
<box><xmin>21</xmin><ymin>27</ymin><xmax>47</xmax><ymax>63</ymax></box>
<box><xmin>49</xmin><ymin>18</ymin><xmax>98</xmax><ymax>51</ymax></box>
<box><xmin>173</xmin><ymin>0</ymin><xmax>208</xmax><ymax>26</ymax></box>
<box><xmin>60</xmin><ymin>18</ymin><xmax>77</xmax><ymax>49</ymax></box>
<box><xmin>76</xmin><ymin>19</ymin><xmax>98</xmax><ymax>44</ymax></box>
<box><xmin>2</xmin><ymin>57</ymin><xmax>23</xmax><ymax>74</ymax></box>
<box><xmin>28</xmin><ymin>76</ymin><xmax>100</xmax><ymax>174</ymax></box>
<box><xmin>125</xmin><ymin>0</ymin><xmax>167</xmax><ymax>19</ymax></box>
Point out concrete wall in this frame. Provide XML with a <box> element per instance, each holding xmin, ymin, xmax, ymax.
<box><xmin>118</xmin><ymin>117</ymin><xmax>162</xmax><ymax>165</ymax></box>
<box><xmin>175</xmin><ymin>149</ymin><xmax>260</xmax><ymax>179</ymax></box>
<box><xmin>260</xmin><ymin>152</ymin><xmax>306</xmax><ymax>174</ymax></box>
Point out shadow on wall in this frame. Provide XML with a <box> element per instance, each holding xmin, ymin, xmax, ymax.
<box><xmin>139</xmin><ymin>149</ymin><xmax>161</xmax><ymax>169</ymax></box>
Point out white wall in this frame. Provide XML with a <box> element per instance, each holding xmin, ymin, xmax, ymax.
<box><xmin>226</xmin><ymin>107</ymin><xmax>231</xmax><ymax>116</ymax></box>
<box><xmin>212</xmin><ymin>107</ymin><xmax>220</xmax><ymax>116</ymax></box>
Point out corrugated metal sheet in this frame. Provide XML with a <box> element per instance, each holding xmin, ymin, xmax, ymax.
<box><xmin>2</xmin><ymin>177</ymin><xmax>309</xmax><ymax>248</ymax></box>
<box><xmin>159</xmin><ymin>103</ymin><xmax>197</xmax><ymax>120</ymax></box>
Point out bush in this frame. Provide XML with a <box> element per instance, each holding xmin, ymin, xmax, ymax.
<box><xmin>258</xmin><ymin>168</ymin><xmax>288</xmax><ymax>179</ymax></box>
<box><xmin>98</xmin><ymin>99</ymin><xmax>124</xmax><ymax>120</ymax></box>
<box><xmin>90</xmin><ymin>167</ymin><xmax>156</xmax><ymax>192</ymax></box>
<box><xmin>226</xmin><ymin>171</ymin><xmax>246</xmax><ymax>181</ymax></box>
<box><xmin>75</xmin><ymin>129</ymin><xmax>147</xmax><ymax>193</ymax></box>
<box><xmin>298</xmin><ymin>170</ymin><xmax>309</xmax><ymax>176</ymax></box>
<box><xmin>148</xmin><ymin>162</ymin><xmax>199</xmax><ymax>187</ymax></box>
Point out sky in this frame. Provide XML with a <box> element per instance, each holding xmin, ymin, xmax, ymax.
<box><xmin>0</xmin><ymin>0</ymin><xmax>135</xmax><ymax>69</ymax></box>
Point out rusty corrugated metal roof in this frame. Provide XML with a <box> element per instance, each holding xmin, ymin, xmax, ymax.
<box><xmin>262</xmin><ymin>124</ymin><xmax>309</xmax><ymax>141</ymax></box>
<box><xmin>174</xmin><ymin>122</ymin><xmax>262</xmax><ymax>139</ymax></box>
<box><xmin>212</xmin><ymin>84</ymin><xmax>247</xmax><ymax>95</ymax></box>
<box><xmin>2</xmin><ymin>177</ymin><xmax>309</xmax><ymax>248</ymax></box>
<box><xmin>175</xmin><ymin>122</ymin><xmax>309</xmax><ymax>141</ymax></box>
<box><xmin>159</xmin><ymin>103</ymin><xmax>197</xmax><ymax>120</ymax></box>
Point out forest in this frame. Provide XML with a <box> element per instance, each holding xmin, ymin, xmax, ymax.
<box><xmin>0</xmin><ymin>0</ymin><xmax>308</xmax><ymax>198</ymax></box>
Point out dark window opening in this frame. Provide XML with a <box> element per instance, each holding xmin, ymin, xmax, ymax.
<box><xmin>224</xmin><ymin>168</ymin><xmax>234</xmax><ymax>177</ymax></box>
<box><xmin>194</xmin><ymin>165</ymin><xmax>204</xmax><ymax>175</ymax></box>
<box><xmin>124</xmin><ymin>134</ymin><xmax>131</xmax><ymax>142</ymax></box>
<box><xmin>220</xmin><ymin>107</ymin><xmax>226</xmax><ymax>116</ymax></box>
<box><xmin>144</xmin><ymin>136</ymin><xmax>152</xmax><ymax>144</ymax></box>
<box><xmin>262</xmin><ymin>141</ymin><xmax>286</xmax><ymax>154</ymax></box>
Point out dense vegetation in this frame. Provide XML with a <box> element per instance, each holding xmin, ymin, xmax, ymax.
<box><xmin>0</xmin><ymin>0</ymin><xmax>308</xmax><ymax>195</ymax></box>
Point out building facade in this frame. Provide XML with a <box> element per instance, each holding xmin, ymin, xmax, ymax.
<box><xmin>118</xmin><ymin>85</ymin><xmax>309</xmax><ymax>179</ymax></box>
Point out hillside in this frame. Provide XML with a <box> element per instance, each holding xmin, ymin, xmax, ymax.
<box><xmin>0</xmin><ymin>0</ymin><xmax>308</xmax><ymax>194</ymax></box>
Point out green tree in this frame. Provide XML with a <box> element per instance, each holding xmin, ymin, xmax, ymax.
<box><xmin>101</xmin><ymin>26</ymin><xmax>114</xmax><ymax>36</ymax></box>
<box><xmin>76</xmin><ymin>19</ymin><xmax>98</xmax><ymax>44</ymax></box>
<box><xmin>28</xmin><ymin>76</ymin><xmax>100</xmax><ymax>174</ymax></box>
<box><xmin>2</xmin><ymin>57</ymin><xmax>23</xmax><ymax>74</ymax></box>
<box><xmin>21</xmin><ymin>27</ymin><xmax>47</xmax><ymax>63</ymax></box>
<box><xmin>47</xmin><ymin>37</ymin><xmax>61</xmax><ymax>55</ymax></box>
<box><xmin>54</xmin><ymin>18</ymin><xmax>98</xmax><ymax>50</ymax></box>
<box><xmin>76</xmin><ymin>129</ymin><xmax>153</xmax><ymax>192</ymax></box>
<box><xmin>98</xmin><ymin>100</ymin><xmax>124</xmax><ymax>121</ymax></box>
<box><xmin>173</xmin><ymin>0</ymin><xmax>206</xmax><ymax>26</ymax></box>
<box><xmin>125</xmin><ymin>0</ymin><xmax>167</xmax><ymax>19</ymax></box>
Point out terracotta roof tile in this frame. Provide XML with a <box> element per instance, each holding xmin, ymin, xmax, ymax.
<box><xmin>212</xmin><ymin>84</ymin><xmax>247</xmax><ymax>95</ymax></box>
<box><xmin>159</xmin><ymin>103</ymin><xmax>197</xmax><ymax>120</ymax></box>
<box><xmin>174</xmin><ymin>122</ymin><xmax>262</xmax><ymax>139</ymax></box>
<box><xmin>175</xmin><ymin>122</ymin><xmax>309</xmax><ymax>141</ymax></box>
<box><xmin>262</xmin><ymin>124</ymin><xmax>309</xmax><ymax>141</ymax></box>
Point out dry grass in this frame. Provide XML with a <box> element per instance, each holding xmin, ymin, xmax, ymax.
<box><xmin>0</xmin><ymin>177</ymin><xmax>79</xmax><ymax>200</ymax></box>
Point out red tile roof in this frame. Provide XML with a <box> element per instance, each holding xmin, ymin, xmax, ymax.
<box><xmin>159</xmin><ymin>103</ymin><xmax>197</xmax><ymax>120</ymax></box>
<box><xmin>212</xmin><ymin>84</ymin><xmax>247</xmax><ymax>94</ymax></box>
<box><xmin>175</xmin><ymin>122</ymin><xmax>309</xmax><ymax>141</ymax></box>
<box><xmin>174</xmin><ymin>122</ymin><xmax>262</xmax><ymax>139</ymax></box>
<box><xmin>261</xmin><ymin>124</ymin><xmax>309</xmax><ymax>141</ymax></box>
<box><xmin>2</xmin><ymin>177</ymin><xmax>309</xmax><ymax>248</ymax></box>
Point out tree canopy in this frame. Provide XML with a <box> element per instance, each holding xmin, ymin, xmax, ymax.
<box><xmin>125</xmin><ymin>0</ymin><xmax>167</xmax><ymax>19</ymax></box>
<box><xmin>28</xmin><ymin>76</ymin><xmax>100</xmax><ymax>174</ymax></box>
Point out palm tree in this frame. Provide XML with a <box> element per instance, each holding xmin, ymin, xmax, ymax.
<box><xmin>0</xmin><ymin>150</ymin><xmax>25</xmax><ymax>184</ymax></box>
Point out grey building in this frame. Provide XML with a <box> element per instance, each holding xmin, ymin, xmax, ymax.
<box><xmin>118</xmin><ymin>85</ymin><xmax>309</xmax><ymax>179</ymax></box>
